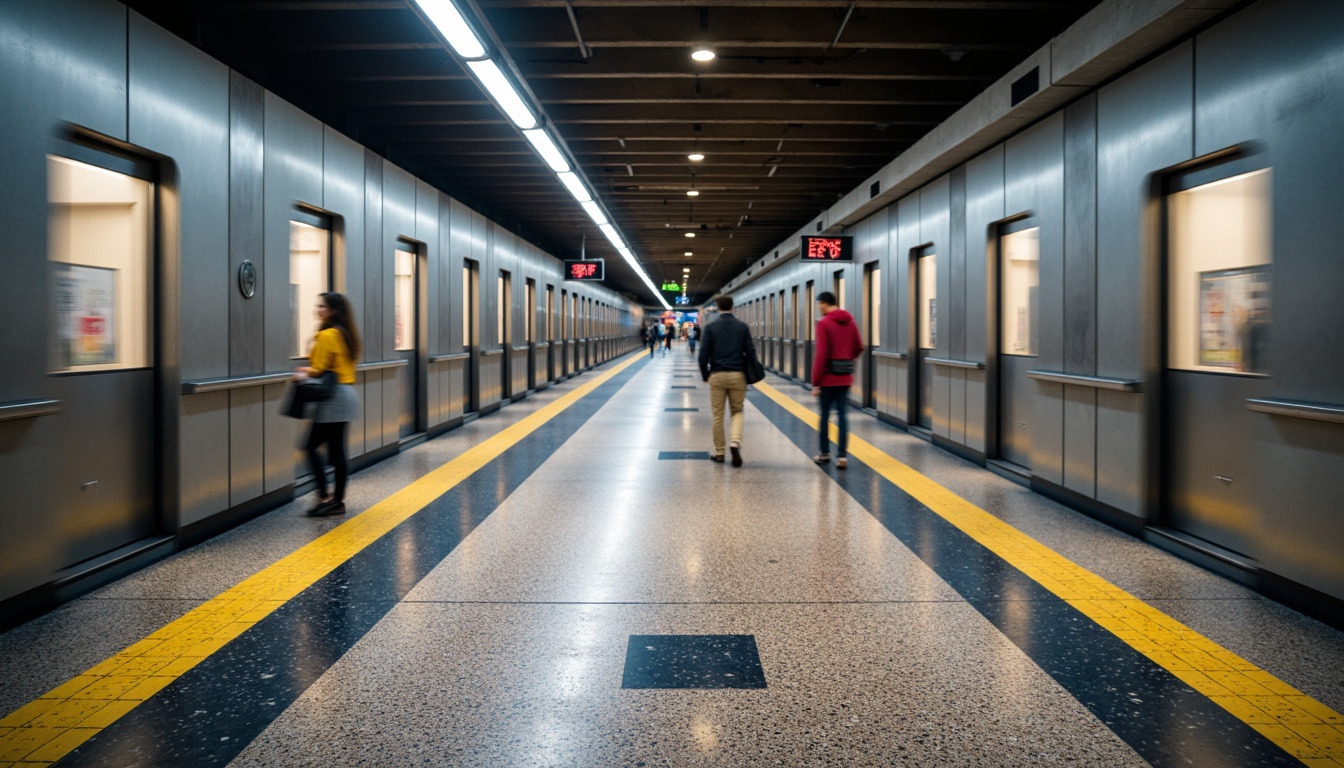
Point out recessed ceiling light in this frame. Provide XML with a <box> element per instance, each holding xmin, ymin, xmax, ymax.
<box><xmin>686</xmin><ymin>189</ymin><xmax>700</xmax><ymax>197</ymax></box>
<box><xmin>684</xmin><ymin>232</ymin><xmax>696</xmax><ymax>238</ymax></box>
<box><xmin>688</xmin><ymin>153</ymin><xmax>705</xmax><ymax>162</ymax></box>
<box><xmin>683</xmin><ymin>268</ymin><xmax>690</xmax><ymax>272</ymax></box>
<box><xmin>684</xmin><ymin>251</ymin><xmax>693</xmax><ymax>256</ymax></box>
<box><xmin>691</xmin><ymin>49</ymin><xmax>716</xmax><ymax>62</ymax></box>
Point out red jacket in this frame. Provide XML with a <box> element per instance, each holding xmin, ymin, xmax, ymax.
<box><xmin>813</xmin><ymin>308</ymin><xmax>864</xmax><ymax>387</ymax></box>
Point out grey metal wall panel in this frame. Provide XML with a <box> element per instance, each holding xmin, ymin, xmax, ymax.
<box><xmin>1095</xmin><ymin>42</ymin><xmax>1193</xmax><ymax>515</ymax></box>
<box><xmin>126</xmin><ymin>14</ymin><xmax>231</xmax><ymax>525</ymax></box>
<box><xmin>362</xmin><ymin>151</ymin><xmax>384</xmax><ymax>452</ymax></box>
<box><xmin>261</xmin><ymin>94</ymin><xmax>323</xmax><ymax>490</ymax></box>
<box><xmin>1195</xmin><ymin>0</ymin><xmax>1344</xmax><ymax>600</ymax></box>
<box><xmin>1062</xmin><ymin>385</ymin><xmax>1098</xmax><ymax>496</ymax></box>
<box><xmin>1061</xmin><ymin>94</ymin><xmax>1100</xmax><ymax>496</ymax></box>
<box><xmin>129</xmin><ymin>13</ymin><xmax>230</xmax><ymax>381</ymax></box>
<box><xmin>1005</xmin><ymin>113</ymin><xmax>1065</xmax><ymax>483</ymax></box>
<box><xmin>920</xmin><ymin>176</ymin><xmax>951</xmax><ymax>438</ymax></box>
<box><xmin>964</xmin><ymin>146</ymin><xmax>1004</xmax><ymax>452</ymax></box>
<box><xmin>262</xmin><ymin>92</ymin><xmax>324</xmax><ymax>373</ymax></box>
<box><xmin>262</xmin><ymin>382</ymin><xmax>298</xmax><ymax>493</ymax></box>
<box><xmin>228</xmin><ymin>387</ymin><xmax>264</xmax><ymax>507</ymax></box>
<box><xmin>179</xmin><ymin>393</ymin><xmax>229</xmax><ymax>525</ymax></box>
<box><xmin>1063</xmin><ymin>93</ymin><xmax>1098</xmax><ymax>376</ymax></box>
<box><xmin>948</xmin><ymin>167</ymin><xmax>967</xmax><ymax>361</ymax></box>
<box><xmin>416</xmin><ymin>182</ymin><xmax>440</xmax><ymax>425</ymax></box>
<box><xmin>228</xmin><ymin>73</ymin><xmax>265</xmax><ymax>378</ymax></box>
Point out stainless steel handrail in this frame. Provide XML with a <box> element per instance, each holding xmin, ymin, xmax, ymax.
<box><xmin>428</xmin><ymin>352</ymin><xmax>470</xmax><ymax>363</ymax></box>
<box><xmin>357</xmin><ymin>359</ymin><xmax>409</xmax><ymax>372</ymax></box>
<box><xmin>872</xmin><ymin>350</ymin><xmax>908</xmax><ymax>360</ymax></box>
<box><xmin>481</xmin><ymin>348</ymin><xmax>505</xmax><ymax>356</ymax></box>
<box><xmin>182</xmin><ymin>372</ymin><xmax>292</xmax><ymax>394</ymax></box>
<box><xmin>1246</xmin><ymin>397</ymin><xmax>1344</xmax><ymax>425</ymax></box>
<box><xmin>925</xmin><ymin>357</ymin><xmax>985</xmax><ymax>370</ymax></box>
<box><xmin>0</xmin><ymin>398</ymin><xmax>62</xmax><ymax>422</ymax></box>
<box><xmin>1026</xmin><ymin>369</ymin><xmax>1142</xmax><ymax>392</ymax></box>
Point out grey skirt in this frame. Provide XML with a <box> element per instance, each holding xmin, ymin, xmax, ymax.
<box><xmin>312</xmin><ymin>383</ymin><xmax>360</xmax><ymax>423</ymax></box>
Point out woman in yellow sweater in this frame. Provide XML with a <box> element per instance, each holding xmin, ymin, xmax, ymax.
<box><xmin>295</xmin><ymin>292</ymin><xmax>362</xmax><ymax>516</ymax></box>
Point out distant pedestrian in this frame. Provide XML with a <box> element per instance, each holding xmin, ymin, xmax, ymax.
<box><xmin>296</xmin><ymin>292</ymin><xmax>362</xmax><ymax>515</ymax></box>
<box><xmin>698</xmin><ymin>295</ymin><xmax>756</xmax><ymax>467</ymax></box>
<box><xmin>811</xmin><ymin>291</ymin><xmax>863</xmax><ymax>469</ymax></box>
<box><xmin>663</xmin><ymin>322</ymin><xmax>674</xmax><ymax>354</ymax></box>
<box><xmin>687</xmin><ymin>324</ymin><xmax>699</xmax><ymax>355</ymax></box>
<box><xmin>646</xmin><ymin>322</ymin><xmax>658</xmax><ymax>358</ymax></box>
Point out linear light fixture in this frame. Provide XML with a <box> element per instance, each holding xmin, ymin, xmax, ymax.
<box><xmin>467</xmin><ymin>59</ymin><xmax>536</xmax><ymax>129</ymax></box>
<box><xmin>581</xmin><ymin>200</ymin><xmax>608</xmax><ymax>226</ymax></box>
<box><xmin>522</xmin><ymin>129</ymin><xmax>569</xmax><ymax>173</ymax></box>
<box><xmin>598</xmin><ymin>223</ymin><xmax>625</xmax><ymax>251</ymax></box>
<box><xmin>412</xmin><ymin>0</ymin><xmax>485</xmax><ymax>59</ymax></box>
<box><xmin>557</xmin><ymin>171</ymin><xmax>592</xmax><ymax>203</ymax></box>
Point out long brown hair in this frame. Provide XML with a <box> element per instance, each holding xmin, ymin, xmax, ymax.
<box><xmin>320</xmin><ymin>292</ymin><xmax>362</xmax><ymax>361</ymax></box>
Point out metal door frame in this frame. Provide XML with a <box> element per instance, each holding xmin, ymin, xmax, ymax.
<box><xmin>1157</xmin><ymin>147</ymin><xmax>1270</xmax><ymax>536</ymax></box>
<box><xmin>394</xmin><ymin>237</ymin><xmax>427</xmax><ymax>437</ymax></box>
<box><xmin>464</xmin><ymin>258</ymin><xmax>480</xmax><ymax>414</ymax></box>
<box><xmin>991</xmin><ymin>214</ymin><xmax>1038</xmax><ymax>466</ymax></box>
<box><xmin>907</xmin><ymin>243</ymin><xmax>935</xmax><ymax>430</ymax></box>
<box><xmin>49</xmin><ymin>131</ymin><xmax>172</xmax><ymax>549</ymax></box>
<box><xmin>863</xmin><ymin>261</ymin><xmax>880</xmax><ymax>409</ymax></box>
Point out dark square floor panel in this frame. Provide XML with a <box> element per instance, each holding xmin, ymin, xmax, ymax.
<box><xmin>664</xmin><ymin>407</ymin><xmax>699</xmax><ymax>412</ymax></box>
<box><xmin>622</xmin><ymin>635</ymin><xmax>767</xmax><ymax>689</ymax></box>
<box><xmin>671</xmin><ymin>385</ymin><xmax>697</xmax><ymax>389</ymax></box>
<box><xmin>658</xmin><ymin>451</ymin><xmax>711</xmax><ymax>460</ymax></box>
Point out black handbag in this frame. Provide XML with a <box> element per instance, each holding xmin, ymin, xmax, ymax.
<box><xmin>744</xmin><ymin>349</ymin><xmax>766</xmax><ymax>385</ymax></box>
<box><xmin>280</xmin><ymin>370</ymin><xmax>337</xmax><ymax>419</ymax></box>
<box><xmin>829</xmin><ymin>358</ymin><xmax>856</xmax><ymax>375</ymax></box>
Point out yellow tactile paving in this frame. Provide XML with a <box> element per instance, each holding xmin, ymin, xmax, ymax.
<box><xmin>0</xmin><ymin>354</ymin><xmax>643</xmax><ymax>767</ymax></box>
<box><xmin>755</xmin><ymin>380</ymin><xmax>1344</xmax><ymax>766</ymax></box>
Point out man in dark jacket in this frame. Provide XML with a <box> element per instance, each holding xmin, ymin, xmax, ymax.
<box><xmin>698</xmin><ymin>295</ymin><xmax>756</xmax><ymax>466</ymax></box>
<box><xmin>812</xmin><ymin>291</ymin><xmax>864</xmax><ymax>469</ymax></box>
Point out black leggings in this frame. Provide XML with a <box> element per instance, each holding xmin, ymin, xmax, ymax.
<box><xmin>305</xmin><ymin>421</ymin><xmax>349</xmax><ymax>502</ymax></box>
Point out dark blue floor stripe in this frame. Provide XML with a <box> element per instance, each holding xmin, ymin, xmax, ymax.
<box><xmin>58</xmin><ymin>356</ymin><xmax>647</xmax><ymax>768</ymax></box>
<box><xmin>747</xmin><ymin>389</ymin><xmax>1297</xmax><ymax>768</ymax></box>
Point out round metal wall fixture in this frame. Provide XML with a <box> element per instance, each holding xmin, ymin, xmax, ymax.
<box><xmin>238</xmin><ymin>260</ymin><xmax>257</xmax><ymax>298</ymax></box>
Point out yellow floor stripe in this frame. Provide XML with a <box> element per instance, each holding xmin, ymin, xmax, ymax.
<box><xmin>755</xmin><ymin>380</ymin><xmax>1344</xmax><ymax>767</ymax></box>
<box><xmin>0</xmin><ymin>354</ymin><xmax>644</xmax><ymax>767</ymax></box>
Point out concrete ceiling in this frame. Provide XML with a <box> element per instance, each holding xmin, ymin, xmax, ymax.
<box><xmin>124</xmin><ymin>0</ymin><xmax>1103</xmax><ymax>306</ymax></box>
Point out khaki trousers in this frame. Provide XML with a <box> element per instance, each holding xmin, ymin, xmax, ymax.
<box><xmin>708</xmin><ymin>371</ymin><xmax>747</xmax><ymax>455</ymax></box>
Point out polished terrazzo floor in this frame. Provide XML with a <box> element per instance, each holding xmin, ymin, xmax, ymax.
<box><xmin>1</xmin><ymin>348</ymin><xmax>1342</xmax><ymax>767</ymax></box>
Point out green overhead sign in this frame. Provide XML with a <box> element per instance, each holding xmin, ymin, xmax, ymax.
<box><xmin>661</xmin><ymin>282</ymin><xmax>682</xmax><ymax>291</ymax></box>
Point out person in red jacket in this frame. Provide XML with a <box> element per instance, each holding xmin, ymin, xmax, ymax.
<box><xmin>812</xmin><ymin>291</ymin><xmax>864</xmax><ymax>468</ymax></box>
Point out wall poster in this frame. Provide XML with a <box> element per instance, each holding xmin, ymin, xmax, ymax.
<box><xmin>55</xmin><ymin>264</ymin><xmax>116</xmax><ymax>367</ymax></box>
<box><xmin>1198</xmin><ymin>266</ymin><xmax>1269</xmax><ymax>373</ymax></box>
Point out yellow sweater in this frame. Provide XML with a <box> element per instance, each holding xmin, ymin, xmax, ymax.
<box><xmin>309</xmin><ymin>327</ymin><xmax>356</xmax><ymax>384</ymax></box>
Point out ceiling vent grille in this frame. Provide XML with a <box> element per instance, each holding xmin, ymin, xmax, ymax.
<box><xmin>870</xmin><ymin>180</ymin><xmax>881</xmax><ymax>199</ymax></box>
<box><xmin>1011</xmin><ymin>67</ymin><xmax>1040</xmax><ymax>107</ymax></box>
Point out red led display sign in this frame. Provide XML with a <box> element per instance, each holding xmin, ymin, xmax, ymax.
<box><xmin>800</xmin><ymin>235</ymin><xmax>854</xmax><ymax>262</ymax></box>
<box><xmin>564</xmin><ymin>259</ymin><xmax>605</xmax><ymax>281</ymax></box>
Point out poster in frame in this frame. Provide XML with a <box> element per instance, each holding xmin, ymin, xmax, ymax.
<box><xmin>1198</xmin><ymin>265</ymin><xmax>1269</xmax><ymax>373</ymax></box>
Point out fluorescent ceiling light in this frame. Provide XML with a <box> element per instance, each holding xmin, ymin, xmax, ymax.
<box><xmin>683</xmin><ymin>268</ymin><xmax>690</xmax><ymax>272</ymax></box>
<box><xmin>581</xmin><ymin>200</ymin><xmax>607</xmax><ymax>226</ymax></box>
<box><xmin>684</xmin><ymin>251</ymin><xmax>692</xmax><ymax>256</ymax></box>
<box><xmin>598</xmin><ymin>223</ymin><xmax>625</xmax><ymax>251</ymax></box>
<box><xmin>523</xmin><ymin>129</ymin><xmax>569</xmax><ymax>173</ymax></box>
<box><xmin>467</xmin><ymin>59</ymin><xmax>535</xmax><ymax>129</ymax></box>
<box><xmin>556</xmin><ymin>171</ymin><xmax>591</xmax><ymax>202</ymax></box>
<box><xmin>413</xmin><ymin>0</ymin><xmax>485</xmax><ymax>59</ymax></box>
<box><xmin>684</xmin><ymin>232</ymin><xmax>695</xmax><ymax>238</ymax></box>
<box><xmin>688</xmin><ymin>153</ymin><xmax>705</xmax><ymax>162</ymax></box>
<box><xmin>691</xmin><ymin>49</ymin><xmax>716</xmax><ymax>62</ymax></box>
<box><xmin>686</xmin><ymin>190</ymin><xmax>699</xmax><ymax>197</ymax></box>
